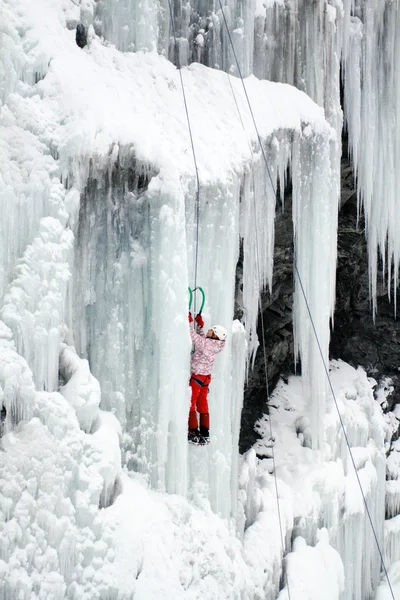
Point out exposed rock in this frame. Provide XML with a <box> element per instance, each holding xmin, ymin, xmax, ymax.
<box><xmin>239</xmin><ymin>196</ymin><xmax>295</xmax><ymax>453</ymax></box>
<box><xmin>239</xmin><ymin>143</ymin><xmax>400</xmax><ymax>453</ymax></box>
<box><xmin>76</xmin><ymin>24</ymin><xmax>88</xmax><ymax>49</ymax></box>
<box><xmin>330</xmin><ymin>196</ymin><xmax>400</xmax><ymax>413</ymax></box>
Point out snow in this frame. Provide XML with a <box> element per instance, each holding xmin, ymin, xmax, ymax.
<box><xmin>277</xmin><ymin>530</ymin><xmax>345</xmax><ymax>600</ymax></box>
<box><xmin>252</xmin><ymin>361</ymin><xmax>389</xmax><ymax>600</ymax></box>
<box><xmin>1</xmin><ymin>349</ymin><xmax>389</xmax><ymax>599</ymax></box>
<box><xmin>59</xmin><ymin>345</ymin><xmax>100</xmax><ymax>434</ymax></box>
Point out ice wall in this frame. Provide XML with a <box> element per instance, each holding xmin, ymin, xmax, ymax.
<box><xmin>89</xmin><ymin>0</ymin><xmax>167</xmax><ymax>54</ymax></box>
<box><xmin>0</xmin><ymin>0</ymin><xmax>337</xmax><ymax>518</ymax></box>
<box><xmin>90</xmin><ymin>0</ymin><xmax>400</xmax><ymax>446</ymax></box>
<box><xmin>71</xmin><ymin>155</ymin><xmax>191</xmax><ymax>497</ymax></box>
<box><xmin>89</xmin><ymin>0</ymin><xmax>344</xmax><ymax>450</ymax></box>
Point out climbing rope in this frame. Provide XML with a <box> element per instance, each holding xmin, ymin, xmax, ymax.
<box><xmin>166</xmin><ymin>0</ymin><xmax>201</xmax><ymax>313</ymax></box>
<box><xmin>225</xmin><ymin>71</ymin><xmax>294</xmax><ymax>600</ymax></box>
<box><xmin>217</xmin><ymin>1</ymin><xmax>395</xmax><ymax>597</ymax></box>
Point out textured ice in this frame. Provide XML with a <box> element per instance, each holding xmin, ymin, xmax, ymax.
<box><xmin>2</xmin><ymin>218</ymin><xmax>73</xmax><ymax>393</ymax></box>
<box><xmin>276</xmin><ymin>530</ymin><xmax>345</xmax><ymax>600</ymax></box>
<box><xmin>8</xmin><ymin>2</ymin><xmax>335</xmax><ymax>493</ymax></box>
<box><xmin>0</xmin><ymin>324</ymin><xmax>35</xmax><ymax>427</ymax></box>
<box><xmin>59</xmin><ymin>345</ymin><xmax>100</xmax><ymax>434</ymax></box>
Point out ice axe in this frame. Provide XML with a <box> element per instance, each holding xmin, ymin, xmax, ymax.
<box><xmin>188</xmin><ymin>286</ymin><xmax>205</xmax><ymax>315</ymax></box>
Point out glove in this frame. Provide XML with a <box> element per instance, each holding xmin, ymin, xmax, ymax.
<box><xmin>188</xmin><ymin>312</ymin><xmax>193</xmax><ymax>323</ymax></box>
<box><xmin>195</xmin><ymin>314</ymin><xmax>204</xmax><ymax>328</ymax></box>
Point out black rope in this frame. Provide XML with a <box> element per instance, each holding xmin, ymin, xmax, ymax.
<box><xmin>226</xmin><ymin>71</ymin><xmax>293</xmax><ymax>600</ymax></box>
<box><xmin>295</xmin><ymin>265</ymin><xmax>395</xmax><ymax>598</ymax></box>
<box><xmin>166</xmin><ymin>0</ymin><xmax>201</xmax><ymax>312</ymax></box>
<box><xmin>217</xmin><ymin>2</ymin><xmax>277</xmax><ymax>200</ymax></box>
<box><xmin>217</xmin><ymin>1</ymin><xmax>395</xmax><ymax>598</ymax></box>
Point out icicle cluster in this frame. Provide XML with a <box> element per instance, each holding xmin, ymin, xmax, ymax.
<box><xmin>2</xmin><ymin>218</ymin><xmax>73</xmax><ymax>392</ymax></box>
<box><xmin>343</xmin><ymin>0</ymin><xmax>400</xmax><ymax>313</ymax></box>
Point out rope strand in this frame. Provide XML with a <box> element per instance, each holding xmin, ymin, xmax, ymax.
<box><xmin>226</xmin><ymin>69</ymin><xmax>293</xmax><ymax>599</ymax></box>
<box><xmin>217</xmin><ymin>1</ymin><xmax>395</xmax><ymax>597</ymax></box>
<box><xmin>167</xmin><ymin>1</ymin><xmax>201</xmax><ymax>311</ymax></box>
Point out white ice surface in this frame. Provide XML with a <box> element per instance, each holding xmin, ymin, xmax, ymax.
<box><xmin>0</xmin><ymin>357</ymin><xmax>391</xmax><ymax>599</ymax></box>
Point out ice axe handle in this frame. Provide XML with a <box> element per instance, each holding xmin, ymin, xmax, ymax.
<box><xmin>192</xmin><ymin>286</ymin><xmax>205</xmax><ymax>315</ymax></box>
<box><xmin>188</xmin><ymin>287</ymin><xmax>193</xmax><ymax>310</ymax></box>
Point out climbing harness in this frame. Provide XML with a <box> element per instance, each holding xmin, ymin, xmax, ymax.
<box><xmin>191</xmin><ymin>376</ymin><xmax>210</xmax><ymax>388</ymax></box>
<box><xmin>188</xmin><ymin>286</ymin><xmax>206</xmax><ymax>315</ymax></box>
<box><xmin>217</xmin><ymin>1</ymin><xmax>395</xmax><ymax>597</ymax></box>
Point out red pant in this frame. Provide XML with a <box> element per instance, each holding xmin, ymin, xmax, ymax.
<box><xmin>189</xmin><ymin>374</ymin><xmax>211</xmax><ymax>430</ymax></box>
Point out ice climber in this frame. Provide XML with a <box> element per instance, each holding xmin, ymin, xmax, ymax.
<box><xmin>188</xmin><ymin>312</ymin><xmax>226</xmax><ymax>445</ymax></box>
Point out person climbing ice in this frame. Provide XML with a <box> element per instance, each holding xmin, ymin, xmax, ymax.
<box><xmin>188</xmin><ymin>312</ymin><xmax>226</xmax><ymax>445</ymax></box>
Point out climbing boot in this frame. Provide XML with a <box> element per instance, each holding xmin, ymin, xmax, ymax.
<box><xmin>199</xmin><ymin>425</ymin><xmax>210</xmax><ymax>445</ymax></box>
<box><xmin>188</xmin><ymin>428</ymin><xmax>201</xmax><ymax>445</ymax></box>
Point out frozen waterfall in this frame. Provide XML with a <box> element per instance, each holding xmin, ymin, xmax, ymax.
<box><xmin>0</xmin><ymin>0</ymin><xmax>399</xmax><ymax>598</ymax></box>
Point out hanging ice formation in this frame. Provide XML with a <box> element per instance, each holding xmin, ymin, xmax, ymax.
<box><xmin>342</xmin><ymin>0</ymin><xmax>400</xmax><ymax>313</ymax></box>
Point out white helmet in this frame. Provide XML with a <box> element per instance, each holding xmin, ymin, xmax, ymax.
<box><xmin>212</xmin><ymin>325</ymin><xmax>227</xmax><ymax>341</ymax></box>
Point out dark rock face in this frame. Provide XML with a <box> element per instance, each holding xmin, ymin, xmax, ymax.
<box><xmin>76</xmin><ymin>24</ymin><xmax>88</xmax><ymax>49</ymax></box>
<box><xmin>239</xmin><ymin>196</ymin><xmax>295</xmax><ymax>453</ymax></box>
<box><xmin>330</xmin><ymin>194</ymin><xmax>400</xmax><ymax>412</ymax></box>
<box><xmin>239</xmin><ymin>147</ymin><xmax>400</xmax><ymax>453</ymax></box>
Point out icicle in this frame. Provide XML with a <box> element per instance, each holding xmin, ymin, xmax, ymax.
<box><xmin>229</xmin><ymin>320</ymin><xmax>247</xmax><ymax>519</ymax></box>
<box><xmin>343</xmin><ymin>0</ymin><xmax>400</xmax><ymax>315</ymax></box>
<box><xmin>292</xmin><ymin>126</ymin><xmax>339</xmax><ymax>449</ymax></box>
<box><xmin>93</xmin><ymin>0</ymin><xmax>162</xmax><ymax>53</ymax></box>
<box><xmin>2</xmin><ymin>218</ymin><xmax>73</xmax><ymax>393</ymax></box>
<box><xmin>240</xmin><ymin>135</ymin><xmax>291</xmax><ymax>364</ymax></box>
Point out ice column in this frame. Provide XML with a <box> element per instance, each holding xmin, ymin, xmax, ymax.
<box><xmin>239</xmin><ymin>136</ymin><xmax>291</xmax><ymax>363</ymax></box>
<box><xmin>332</xmin><ymin>373</ymin><xmax>386</xmax><ymax>600</ymax></box>
<box><xmin>343</xmin><ymin>0</ymin><xmax>400</xmax><ymax>313</ymax></box>
<box><xmin>292</xmin><ymin>129</ymin><xmax>339</xmax><ymax>448</ymax></box>
<box><xmin>230</xmin><ymin>320</ymin><xmax>247</xmax><ymax>519</ymax></box>
<box><xmin>72</xmin><ymin>155</ymin><xmax>190</xmax><ymax>496</ymax></box>
<box><xmin>93</xmin><ymin>0</ymin><xmax>168</xmax><ymax>54</ymax></box>
<box><xmin>186</xmin><ymin>178</ymin><xmax>242</xmax><ymax>517</ymax></box>
<box><xmin>2</xmin><ymin>218</ymin><xmax>73</xmax><ymax>393</ymax></box>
